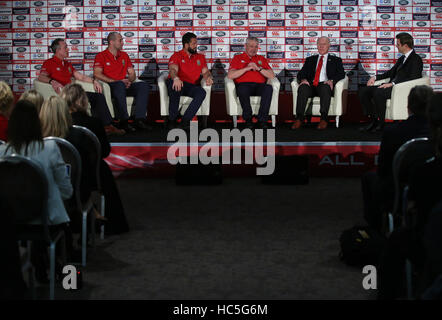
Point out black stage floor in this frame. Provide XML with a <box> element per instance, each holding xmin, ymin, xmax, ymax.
<box><xmin>108</xmin><ymin>121</ymin><xmax>383</xmax><ymax>144</ymax></box>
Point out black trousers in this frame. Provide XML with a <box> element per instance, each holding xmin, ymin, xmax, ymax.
<box><xmin>358</xmin><ymin>85</ymin><xmax>393</xmax><ymax>122</ymax></box>
<box><xmin>166</xmin><ymin>79</ymin><xmax>206</xmax><ymax>122</ymax></box>
<box><xmin>296</xmin><ymin>83</ymin><xmax>333</xmax><ymax>121</ymax></box>
<box><xmin>85</xmin><ymin>92</ymin><xmax>113</xmax><ymax>126</ymax></box>
<box><xmin>235</xmin><ymin>82</ymin><xmax>272</xmax><ymax>123</ymax></box>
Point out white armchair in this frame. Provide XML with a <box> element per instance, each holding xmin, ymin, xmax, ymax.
<box><xmin>158</xmin><ymin>73</ymin><xmax>212</xmax><ymax>125</ymax></box>
<box><xmin>373</xmin><ymin>76</ymin><xmax>430</xmax><ymax>120</ymax></box>
<box><xmin>291</xmin><ymin>76</ymin><xmax>349</xmax><ymax>128</ymax></box>
<box><xmin>225</xmin><ymin>76</ymin><xmax>280</xmax><ymax>128</ymax></box>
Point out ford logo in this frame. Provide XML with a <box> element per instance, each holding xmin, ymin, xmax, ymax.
<box><xmin>215</xmin><ymin>0</ymin><xmax>226</xmax><ymax>3</ymax></box>
<box><xmin>160</xmin><ymin>7</ymin><xmax>171</xmax><ymax>12</ymax></box>
<box><xmin>124</xmin><ymin>0</ymin><xmax>134</xmax><ymax>4</ymax></box>
<box><xmin>34</xmin><ymin>33</ymin><xmax>44</xmax><ymax>38</ymax></box>
<box><xmin>16</xmin><ymin>47</ymin><xmax>26</xmax><ymax>53</ymax></box>
<box><xmin>252</xmin><ymin>6</ymin><xmax>263</xmax><ymax>12</ymax></box>
<box><xmin>344</xmin><ymin>39</ymin><xmax>355</xmax><ymax>45</ymax></box>
<box><xmin>326</xmin><ymin>21</ymin><xmax>336</xmax><ymax>26</ymax></box>
<box><xmin>106</xmin><ymin>14</ymin><xmax>116</xmax><ymax>19</ymax></box>
<box><xmin>398</xmin><ymin>0</ymin><xmax>409</xmax><ymax>4</ymax></box>
<box><xmin>142</xmin><ymin>53</ymin><xmax>153</xmax><ymax>58</ymax></box>
<box><xmin>70</xmin><ymin>40</ymin><xmax>80</xmax><ymax>45</ymax></box>
<box><xmin>17</xmin><ymin>79</ymin><xmax>27</xmax><ymax>84</ymax></box>
<box><xmin>160</xmin><ymin>39</ymin><xmax>171</xmax><ymax>44</ymax></box>
<box><xmin>289</xmin><ymin>46</ymin><xmax>299</xmax><ymax>51</ymax></box>
<box><xmin>234</xmin><ymin>21</ymin><xmax>244</xmax><ymax>26</ymax></box>
<box><xmin>33</xmin><ymin>1</ymin><xmax>44</xmax><ymax>6</ymax></box>
<box><xmin>380</xmin><ymin>14</ymin><xmax>391</xmax><ymax>19</ymax></box>
<box><xmin>417</xmin><ymin>21</ymin><xmax>427</xmax><ymax>27</ymax></box>
<box><xmin>344</xmin><ymin>7</ymin><xmax>354</xmax><ymax>12</ymax></box>
<box><xmin>34</xmin><ymin>65</ymin><xmax>42</xmax><ymax>70</ymax></box>
<box><xmin>197</xmin><ymin>14</ymin><xmax>207</xmax><ymax>19</ymax></box>
<box><xmin>198</xmin><ymin>45</ymin><xmax>208</xmax><ymax>51</ymax></box>
<box><xmin>435</xmin><ymin>40</ymin><xmax>442</xmax><ymax>45</ymax></box>
<box><xmin>308</xmin><ymin>32</ymin><xmax>318</xmax><ymax>37</ymax></box>
<box><xmin>307</xmin><ymin>0</ymin><xmax>318</xmax><ymax>3</ymax></box>
<box><xmin>289</xmin><ymin>13</ymin><xmax>300</xmax><ymax>19</ymax></box>
<box><xmin>381</xmin><ymin>46</ymin><xmax>391</xmax><ymax>51</ymax></box>
<box><xmin>435</xmin><ymin>8</ymin><xmax>442</xmax><ymax>13</ymax></box>
<box><xmin>435</xmin><ymin>71</ymin><xmax>442</xmax><ymax>77</ymax></box>
<box><xmin>124</xmin><ymin>32</ymin><xmax>134</xmax><ymax>37</ymax></box>
<box><xmin>142</xmin><ymin>21</ymin><xmax>152</xmax><ymax>26</ymax></box>
<box><xmin>216</xmin><ymin>31</ymin><xmax>226</xmax><ymax>37</ymax></box>
<box><xmin>16</xmin><ymin>16</ymin><xmax>26</xmax><ymax>21</ymax></box>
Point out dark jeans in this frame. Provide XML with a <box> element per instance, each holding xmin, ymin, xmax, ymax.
<box><xmin>166</xmin><ymin>79</ymin><xmax>206</xmax><ymax>122</ymax></box>
<box><xmin>108</xmin><ymin>81</ymin><xmax>150</xmax><ymax>121</ymax></box>
<box><xmin>235</xmin><ymin>82</ymin><xmax>272</xmax><ymax>123</ymax></box>
<box><xmin>296</xmin><ymin>82</ymin><xmax>333</xmax><ymax>121</ymax></box>
<box><xmin>85</xmin><ymin>92</ymin><xmax>113</xmax><ymax>126</ymax></box>
<box><xmin>358</xmin><ymin>85</ymin><xmax>393</xmax><ymax>122</ymax></box>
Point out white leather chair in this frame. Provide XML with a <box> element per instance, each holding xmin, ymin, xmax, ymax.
<box><xmin>291</xmin><ymin>76</ymin><xmax>349</xmax><ymax>128</ymax></box>
<box><xmin>225</xmin><ymin>76</ymin><xmax>280</xmax><ymax>128</ymax></box>
<box><xmin>373</xmin><ymin>76</ymin><xmax>430</xmax><ymax>120</ymax></box>
<box><xmin>158</xmin><ymin>73</ymin><xmax>212</xmax><ymax>125</ymax></box>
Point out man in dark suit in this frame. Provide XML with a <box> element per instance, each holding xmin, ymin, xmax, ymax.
<box><xmin>292</xmin><ymin>36</ymin><xmax>345</xmax><ymax>130</ymax></box>
<box><xmin>361</xmin><ymin>85</ymin><xmax>433</xmax><ymax>231</ymax></box>
<box><xmin>359</xmin><ymin>32</ymin><xmax>423</xmax><ymax>132</ymax></box>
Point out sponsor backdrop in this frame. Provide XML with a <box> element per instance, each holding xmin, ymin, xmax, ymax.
<box><xmin>1</xmin><ymin>0</ymin><xmax>441</xmax><ymax>96</ymax></box>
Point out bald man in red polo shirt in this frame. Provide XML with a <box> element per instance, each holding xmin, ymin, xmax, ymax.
<box><xmin>94</xmin><ymin>32</ymin><xmax>150</xmax><ymax>133</ymax></box>
<box><xmin>38</xmin><ymin>38</ymin><xmax>124</xmax><ymax>135</ymax></box>
<box><xmin>228</xmin><ymin>37</ymin><xmax>275</xmax><ymax>129</ymax></box>
<box><xmin>167</xmin><ymin>32</ymin><xmax>213</xmax><ymax>130</ymax></box>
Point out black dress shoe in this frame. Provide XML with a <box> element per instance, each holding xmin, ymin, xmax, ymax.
<box><xmin>167</xmin><ymin>119</ymin><xmax>177</xmax><ymax>130</ymax></box>
<box><xmin>372</xmin><ymin>122</ymin><xmax>385</xmax><ymax>132</ymax></box>
<box><xmin>179</xmin><ymin>120</ymin><xmax>191</xmax><ymax>132</ymax></box>
<box><xmin>244</xmin><ymin>119</ymin><xmax>254</xmax><ymax>129</ymax></box>
<box><xmin>120</xmin><ymin>120</ymin><xmax>136</xmax><ymax>133</ymax></box>
<box><xmin>135</xmin><ymin>119</ymin><xmax>153</xmax><ymax>131</ymax></box>
<box><xmin>359</xmin><ymin>121</ymin><xmax>376</xmax><ymax>132</ymax></box>
<box><xmin>256</xmin><ymin>121</ymin><xmax>269</xmax><ymax>129</ymax></box>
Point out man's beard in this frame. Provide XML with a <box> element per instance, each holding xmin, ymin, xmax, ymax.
<box><xmin>188</xmin><ymin>47</ymin><xmax>197</xmax><ymax>54</ymax></box>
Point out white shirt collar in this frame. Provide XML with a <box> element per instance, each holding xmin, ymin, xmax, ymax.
<box><xmin>403</xmin><ymin>49</ymin><xmax>413</xmax><ymax>61</ymax></box>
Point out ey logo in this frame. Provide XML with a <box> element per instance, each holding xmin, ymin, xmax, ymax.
<box><xmin>362</xmin><ymin>265</ymin><xmax>377</xmax><ymax>290</ymax></box>
<box><xmin>62</xmin><ymin>265</ymin><xmax>80</xmax><ymax>290</ymax></box>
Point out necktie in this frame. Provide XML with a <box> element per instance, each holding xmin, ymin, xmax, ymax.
<box><xmin>313</xmin><ymin>55</ymin><xmax>323</xmax><ymax>87</ymax></box>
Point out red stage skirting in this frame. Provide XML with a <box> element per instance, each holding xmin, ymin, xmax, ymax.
<box><xmin>106</xmin><ymin>142</ymin><xmax>380</xmax><ymax>178</ymax></box>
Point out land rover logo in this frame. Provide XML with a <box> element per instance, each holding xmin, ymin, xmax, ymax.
<box><xmin>198</xmin><ymin>45</ymin><xmax>208</xmax><ymax>50</ymax></box>
<box><xmin>307</xmin><ymin>0</ymin><xmax>318</xmax><ymax>4</ymax></box>
<box><xmin>435</xmin><ymin>71</ymin><xmax>442</xmax><ymax>77</ymax></box>
<box><xmin>17</xmin><ymin>79</ymin><xmax>26</xmax><ymax>84</ymax></box>
<box><xmin>419</xmin><ymin>53</ymin><xmax>426</xmax><ymax>58</ymax></box>
<box><xmin>160</xmin><ymin>7</ymin><xmax>171</xmax><ymax>12</ymax></box>
<box><xmin>435</xmin><ymin>8</ymin><xmax>442</xmax><ymax>13</ymax></box>
<box><xmin>308</xmin><ymin>32</ymin><xmax>318</xmax><ymax>37</ymax></box>
<box><xmin>34</xmin><ymin>33</ymin><xmax>44</xmax><ymax>38</ymax></box>
<box><xmin>252</xmin><ymin>6</ymin><xmax>263</xmax><ymax>12</ymax></box>
<box><xmin>16</xmin><ymin>16</ymin><xmax>26</xmax><ymax>21</ymax></box>
<box><xmin>417</xmin><ymin>22</ymin><xmax>427</xmax><ymax>27</ymax></box>
<box><xmin>381</xmin><ymin>46</ymin><xmax>391</xmax><ymax>51</ymax></box>
<box><xmin>142</xmin><ymin>21</ymin><xmax>153</xmax><ymax>26</ymax></box>
<box><xmin>197</xmin><ymin>14</ymin><xmax>207</xmax><ymax>19</ymax></box>
<box><xmin>435</xmin><ymin>40</ymin><xmax>442</xmax><ymax>45</ymax></box>
<box><xmin>326</xmin><ymin>21</ymin><xmax>336</xmax><ymax>26</ymax></box>
<box><xmin>398</xmin><ymin>0</ymin><xmax>409</xmax><ymax>4</ymax></box>
<box><xmin>344</xmin><ymin>7</ymin><xmax>354</xmax><ymax>12</ymax></box>
<box><xmin>215</xmin><ymin>0</ymin><xmax>226</xmax><ymax>4</ymax></box>
<box><xmin>124</xmin><ymin>32</ymin><xmax>134</xmax><ymax>37</ymax></box>
<box><xmin>34</xmin><ymin>1</ymin><xmax>44</xmax><ymax>6</ymax></box>
<box><xmin>216</xmin><ymin>31</ymin><xmax>226</xmax><ymax>37</ymax></box>
<box><xmin>124</xmin><ymin>0</ymin><xmax>134</xmax><ymax>4</ymax></box>
<box><xmin>142</xmin><ymin>53</ymin><xmax>153</xmax><ymax>58</ymax></box>
<box><xmin>234</xmin><ymin>21</ymin><xmax>244</xmax><ymax>26</ymax></box>
<box><xmin>70</xmin><ymin>40</ymin><xmax>80</xmax><ymax>45</ymax></box>
<box><xmin>289</xmin><ymin>46</ymin><xmax>299</xmax><ymax>51</ymax></box>
<box><xmin>106</xmin><ymin>14</ymin><xmax>116</xmax><ymax>19</ymax></box>
<box><xmin>52</xmin><ymin>22</ymin><xmax>62</xmax><ymax>27</ymax></box>
<box><xmin>160</xmin><ymin>39</ymin><xmax>171</xmax><ymax>44</ymax></box>
<box><xmin>380</xmin><ymin>14</ymin><xmax>391</xmax><ymax>19</ymax></box>
<box><xmin>34</xmin><ymin>65</ymin><xmax>41</xmax><ymax>70</ymax></box>
<box><xmin>344</xmin><ymin>39</ymin><xmax>355</xmax><ymax>44</ymax></box>
<box><xmin>16</xmin><ymin>47</ymin><xmax>26</xmax><ymax>52</ymax></box>
<box><xmin>289</xmin><ymin>13</ymin><xmax>299</xmax><ymax>19</ymax></box>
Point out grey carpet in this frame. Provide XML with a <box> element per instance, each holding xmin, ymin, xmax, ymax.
<box><xmin>39</xmin><ymin>177</ymin><xmax>377</xmax><ymax>300</ymax></box>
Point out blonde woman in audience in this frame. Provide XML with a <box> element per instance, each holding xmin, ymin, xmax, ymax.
<box><xmin>0</xmin><ymin>81</ymin><xmax>14</xmax><ymax>141</ymax></box>
<box><xmin>18</xmin><ymin>89</ymin><xmax>44</xmax><ymax>113</ymax></box>
<box><xmin>39</xmin><ymin>95</ymin><xmax>72</xmax><ymax>138</ymax></box>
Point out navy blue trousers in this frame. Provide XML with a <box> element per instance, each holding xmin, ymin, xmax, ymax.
<box><xmin>166</xmin><ymin>79</ymin><xmax>206</xmax><ymax>122</ymax></box>
<box><xmin>108</xmin><ymin>80</ymin><xmax>150</xmax><ymax>121</ymax></box>
<box><xmin>235</xmin><ymin>82</ymin><xmax>272</xmax><ymax>123</ymax></box>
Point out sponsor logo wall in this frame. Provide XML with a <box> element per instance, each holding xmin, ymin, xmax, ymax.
<box><xmin>1</xmin><ymin>0</ymin><xmax>441</xmax><ymax>94</ymax></box>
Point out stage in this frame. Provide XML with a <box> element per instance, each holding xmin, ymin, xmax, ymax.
<box><xmin>106</xmin><ymin>121</ymin><xmax>382</xmax><ymax>178</ymax></box>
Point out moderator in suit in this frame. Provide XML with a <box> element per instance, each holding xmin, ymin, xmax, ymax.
<box><xmin>359</xmin><ymin>33</ymin><xmax>423</xmax><ymax>132</ymax></box>
<box><xmin>293</xmin><ymin>37</ymin><xmax>345</xmax><ymax>130</ymax></box>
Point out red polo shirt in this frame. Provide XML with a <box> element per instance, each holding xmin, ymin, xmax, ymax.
<box><xmin>94</xmin><ymin>49</ymin><xmax>133</xmax><ymax>81</ymax></box>
<box><xmin>229</xmin><ymin>52</ymin><xmax>271</xmax><ymax>84</ymax></box>
<box><xmin>40</xmin><ymin>56</ymin><xmax>76</xmax><ymax>86</ymax></box>
<box><xmin>168</xmin><ymin>50</ymin><xmax>207</xmax><ymax>85</ymax></box>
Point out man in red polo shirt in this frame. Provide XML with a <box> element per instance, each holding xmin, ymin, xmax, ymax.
<box><xmin>38</xmin><ymin>38</ymin><xmax>124</xmax><ymax>135</ymax></box>
<box><xmin>227</xmin><ymin>36</ymin><xmax>275</xmax><ymax>129</ymax></box>
<box><xmin>167</xmin><ymin>32</ymin><xmax>213</xmax><ymax>130</ymax></box>
<box><xmin>94</xmin><ymin>32</ymin><xmax>150</xmax><ymax>133</ymax></box>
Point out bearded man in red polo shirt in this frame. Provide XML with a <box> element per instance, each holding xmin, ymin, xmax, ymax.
<box><xmin>167</xmin><ymin>32</ymin><xmax>213</xmax><ymax>130</ymax></box>
<box><xmin>227</xmin><ymin>36</ymin><xmax>275</xmax><ymax>129</ymax></box>
<box><xmin>38</xmin><ymin>38</ymin><xmax>124</xmax><ymax>135</ymax></box>
<box><xmin>94</xmin><ymin>32</ymin><xmax>150</xmax><ymax>133</ymax></box>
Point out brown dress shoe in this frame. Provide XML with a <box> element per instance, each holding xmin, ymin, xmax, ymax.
<box><xmin>291</xmin><ymin>119</ymin><xmax>302</xmax><ymax>130</ymax></box>
<box><xmin>105</xmin><ymin>125</ymin><xmax>126</xmax><ymax>136</ymax></box>
<box><xmin>317</xmin><ymin>120</ymin><xmax>328</xmax><ymax>130</ymax></box>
